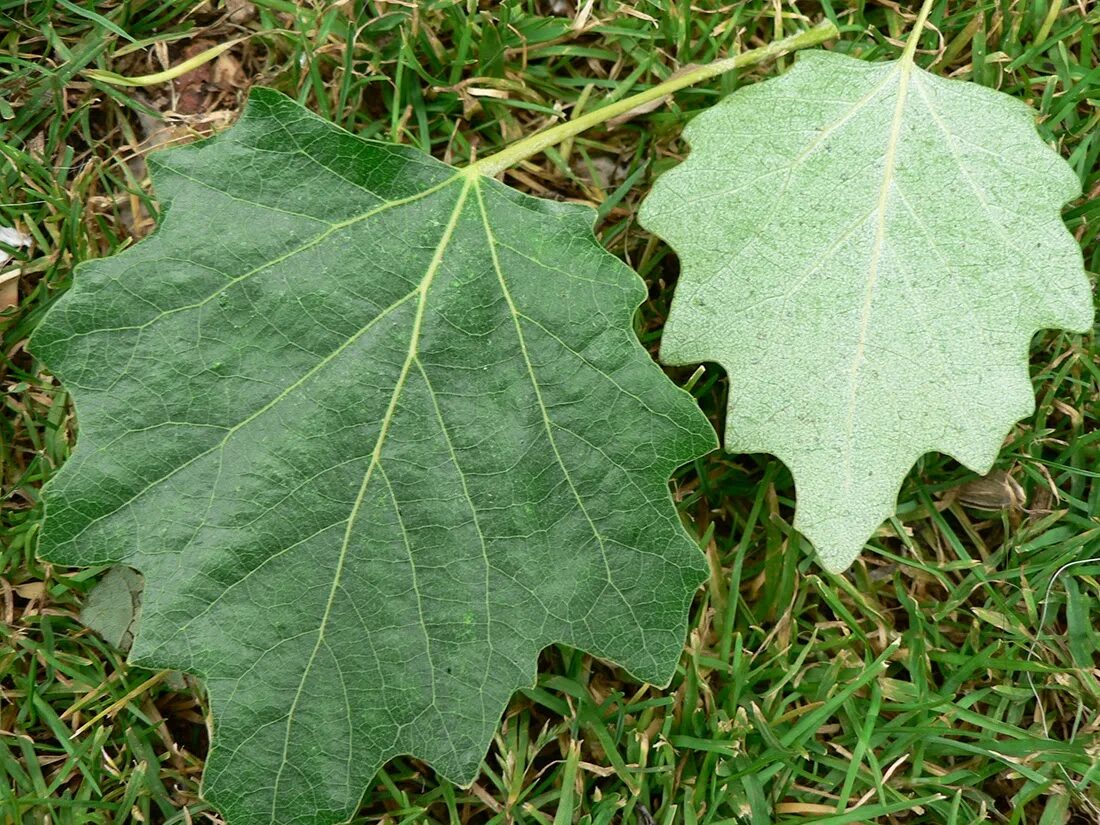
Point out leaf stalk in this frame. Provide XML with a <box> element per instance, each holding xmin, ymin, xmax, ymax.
<box><xmin>466</xmin><ymin>19</ymin><xmax>840</xmax><ymax>178</ymax></box>
<box><xmin>901</xmin><ymin>0</ymin><xmax>936</xmax><ymax>64</ymax></box>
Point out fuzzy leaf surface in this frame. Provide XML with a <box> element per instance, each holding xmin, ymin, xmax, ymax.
<box><xmin>641</xmin><ymin>49</ymin><xmax>1093</xmax><ymax>572</ymax></box>
<box><xmin>31</xmin><ymin>89</ymin><xmax>716</xmax><ymax>825</ymax></box>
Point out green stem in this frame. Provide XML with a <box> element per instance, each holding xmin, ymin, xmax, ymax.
<box><xmin>466</xmin><ymin>19</ymin><xmax>839</xmax><ymax>178</ymax></box>
<box><xmin>901</xmin><ymin>0</ymin><xmax>936</xmax><ymax>64</ymax></box>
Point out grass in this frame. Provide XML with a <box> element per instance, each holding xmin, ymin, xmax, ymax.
<box><xmin>1</xmin><ymin>0</ymin><xmax>1098</xmax><ymax>823</ymax></box>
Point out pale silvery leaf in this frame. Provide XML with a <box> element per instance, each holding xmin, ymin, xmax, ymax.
<box><xmin>641</xmin><ymin>50</ymin><xmax>1093</xmax><ymax>572</ymax></box>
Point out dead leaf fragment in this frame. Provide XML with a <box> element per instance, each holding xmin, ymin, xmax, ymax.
<box><xmin>775</xmin><ymin>803</ymin><xmax>837</xmax><ymax>815</ymax></box>
<box><xmin>80</xmin><ymin>566</ymin><xmax>145</xmax><ymax>651</ymax></box>
<box><xmin>213</xmin><ymin>52</ymin><xmax>246</xmax><ymax>88</ymax></box>
<box><xmin>226</xmin><ymin>0</ymin><xmax>256</xmax><ymax>24</ymax></box>
<box><xmin>955</xmin><ymin>469</ymin><xmax>1025</xmax><ymax>510</ymax></box>
<box><xmin>13</xmin><ymin>581</ymin><xmax>45</xmax><ymax>600</ymax></box>
<box><xmin>0</xmin><ymin>270</ymin><xmax>19</xmax><ymax>310</ymax></box>
<box><xmin>0</xmin><ymin>226</ymin><xmax>32</xmax><ymax>309</ymax></box>
<box><xmin>173</xmin><ymin>41</ymin><xmax>217</xmax><ymax>114</ymax></box>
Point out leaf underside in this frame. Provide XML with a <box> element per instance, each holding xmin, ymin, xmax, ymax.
<box><xmin>31</xmin><ymin>89</ymin><xmax>716</xmax><ymax>825</ymax></box>
<box><xmin>641</xmin><ymin>49</ymin><xmax>1093</xmax><ymax>572</ymax></box>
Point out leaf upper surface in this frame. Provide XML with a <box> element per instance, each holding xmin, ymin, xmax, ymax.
<box><xmin>30</xmin><ymin>89</ymin><xmax>716</xmax><ymax>825</ymax></box>
<box><xmin>640</xmin><ymin>49</ymin><xmax>1093</xmax><ymax>572</ymax></box>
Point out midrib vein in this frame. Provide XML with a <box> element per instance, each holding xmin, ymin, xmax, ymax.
<box><xmin>270</xmin><ymin>177</ymin><xmax>471</xmax><ymax>813</ymax></box>
<box><xmin>842</xmin><ymin>59</ymin><xmax>914</xmax><ymax>494</ymax></box>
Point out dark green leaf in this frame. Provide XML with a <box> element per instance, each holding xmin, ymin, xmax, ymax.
<box><xmin>31</xmin><ymin>88</ymin><xmax>716</xmax><ymax>825</ymax></box>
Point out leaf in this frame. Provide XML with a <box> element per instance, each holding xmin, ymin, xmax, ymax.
<box><xmin>80</xmin><ymin>565</ymin><xmax>144</xmax><ymax>651</ymax></box>
<box><xmin>640</xmin><ymin>49</ymin><xmax>1093</xmax><ymax>572</ymax></box>
<box><xmin>30</xmin><ymin>88</ymin><xmax>716</xmax><ymax>825</ymax></box>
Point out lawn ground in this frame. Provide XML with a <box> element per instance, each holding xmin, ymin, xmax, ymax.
<box><xmin>1</xmin><ymin>1</ymin><xmax>1098</xmax><ymax>823</ymax></box>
